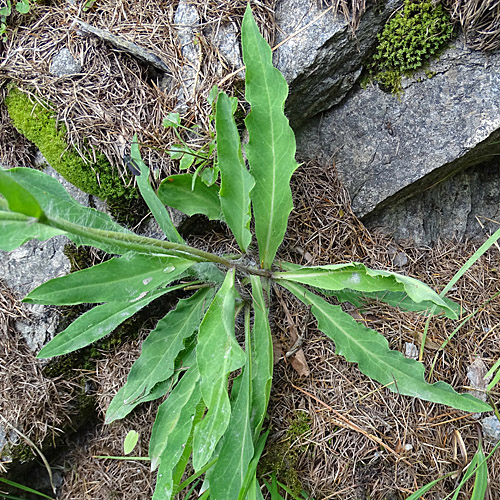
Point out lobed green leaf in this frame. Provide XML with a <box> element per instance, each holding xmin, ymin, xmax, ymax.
<box><xmin>242</xmin><ymin>4</ymin><xmax>299</xmax><ymax>268</ymax></box>
<box><xmin>0</xmin><ymin>167</ymin><xmax>132</xmax><ymax>254</ymax></box>
<box><xmin>37</xmin><ymin>285</ymin><xmax>179</xmax><ymax>358</ymax></box>
<box><xmin>330</xmin><ymin>289</ymin><xmax>460</xmax><ymax>318</ymax></box>
<box><xmin>215</xmin><ymin>91</ymin><xmax>255</xmax><ymax>252</ymax></box>
<box><xmin>24</xmin><ymin>252</ymin><xmax>194</xmax><ymax>305</ymax></box>
<box><xmin>275</xmin><ymin>262</ymin><xmax>458</xmax><ymax>319</ymax></box>
<box><xmin>157</xmin><ymin>173</ymin><xmax>222</xmax><ymax>221</ymax></box>
<box><xmin>105</xmin><ymin>288</ymin><xmax>214</xmax><ymax>424</ymax></box>
<box><xmin>193</xmin><ymin>270</ymin><xmax>246</xmax><ymax>470</ymax></box>
<box><xmin>283</xmin><ymin>281</ymin><xmax>491</xmax><ymax>413</ymax></box>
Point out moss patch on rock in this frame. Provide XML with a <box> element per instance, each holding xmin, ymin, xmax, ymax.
<box><xmin>5</xmin><ymin>87</ymin><xmax>135</xmax><ymax>202</ymax></box>
<box><xmin>259</xmin><ymin>410</ymin><xmax>312</xmax><ymax>496</ymax></box>
<box><xmin>367</xmin><ymin>0</ymin><xmax>454</xmax><ymax>94</ymax></box>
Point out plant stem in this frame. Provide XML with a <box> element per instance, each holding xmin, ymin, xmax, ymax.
<box><xmin>42</xmin><ymin>214</ymin><xmax>272</xmax><ymax>278</ymax></box>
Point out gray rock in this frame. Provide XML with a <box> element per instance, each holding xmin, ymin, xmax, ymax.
<box><xmin>49</xmin><ymin>47</ymin><xmax>82</xmax><ymax>77</ymax></box>
<box><xmin>73</xmin><ymin>20</ymin><xmax>171</xmax><ymax>74</ymax></box>
<box><xmin>404</xmin><ymin>342</ymin><xmax>418</xmax><ymax>360</ymax></box>
<box><xmin>482</xmin><ymin>416</ymin><xmax>500</xmax><ymax>443</ymax></box>
<box><xmin>363</xmin><ymin>159</ymin><xmax>500</xmax><ymax>244</ymax></box>
<box><xmin>295</xmin><ymin>37</ymin><xmax>500</xmax><ymax>243</ymax></box>
<box><xmin>0</xmin><ymin>166</ymin><xmax>95</xmax><ymax>351</ymax></box>
<box><xmin>274</xmin><ymin>0</ymin><xmax>402</xmax><ymax>127</ymax></box>
<box><xmin>174</xmin><ymin>0</ymin><xmax>201</xmax><ymax>112</ymax></box>
<box><xmin>466</xmin><ymin>358</ymin><xmax>490</xmax><ymax>402</ymax></box>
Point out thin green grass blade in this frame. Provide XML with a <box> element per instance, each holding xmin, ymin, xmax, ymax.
<box><xmin>157</xmin><ymin>173</ymin><xmax>222</xmax><ymax>220</ymax></box>
<box><xmin>0</xmin><ymin>478</ymin><xmax>54</xmax><ymax>500</ymax></box>
<box><xmin>242</xmin><ymin>5</ymin><xmax>299</xmax><ymax>268</ymax></box>
<box><xmin>405</xmin><ymin>474</ymin><xmax>452</xmax><ymax>500</ymax></box>
<box><xmin>209</xmin><ymin>309</ymin><xmax>254</xmax><ymax>500</ymax></box>
<box><xmin>282</xmin><ymin>281</ymin><xmax>491</xmax><ymax>413</ymax></box>
<box><xmin>37</xmin><ymin>285</ymin><xmax>179</xmax><ymax>358</ymax></box>
<box><xmin>249</xmin><ymin>275</ymin><xmax>273</xmax><ymax>441</ymax></box>
<box><xmin>24</xmin><ymin>252</ymin><xmax>194</xmax><ymax>305</ymax></box>
<box><xmin>420</xmin><ymin>224</ymin><xmax>500</xmax><ymax>360</ymax></box>
<box><xmin>193</xmin><ymin>270</ymin><xmax>246</xmax><ymax>470</ymax></box>
<box><xmin>0</xmin><ymin>167</ymin><xmax>132</xmax><ymax>253</ymax></box>
<box><xmin>130</xmin><ymin>136</ymin><xmax>183</xmax><ymax>244</ymax></box>
<box><xmin>105</xmin><ymin>287</ymin><xmax>214</xmax><ymax>423</ymax></box>
<box><xmin>275</xmin><ymin>263</ymin><xmax>457</xmax><ymax>319</ymax></box>
<box><xmin>470</xmin><ymin>442</ymin><xmax>488</xmax><ymax>500</ymax></box>
<box><xmin>216</xmin><ymin>91</ymin><xmax>255</xmax><ymax>251</ymax></box>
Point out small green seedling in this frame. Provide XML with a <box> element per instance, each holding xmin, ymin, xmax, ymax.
<box><xmin>123</xmin><ymin>430</ymin><xmax>140</xmax><ymax>455</ymax></box>
<box><xmin>0</xmin><ymin>6</ymin><xmax>492</xmax><ymax>500</ymax></box>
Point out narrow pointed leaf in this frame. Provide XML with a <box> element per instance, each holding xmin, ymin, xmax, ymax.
<box><xmin>24</xmin><ymin>252</ymin><xmax>194</xmax><ymax>305</ymax></box>
<box><xmin>249</xmin><ymin>275</ymin><xmax>273</xmax><ymax>440</ymax></box>
<box><xmin>282</xmin><ymin>281</ymin><xmax>491</xmax><ymax>413</ymax></box>
<box><xmin>0</xmin><ymin>167</ymin><xmax>132</xmax><ymax>253</ymax></box>
<box><xmin>275</xmin><ymin>262</ymin><xmax>458</xmax><ymax>319</ymax></box>
<box><xmin>149</xmin><ymin>364</ymin><xmax>201</xmax><ymax>471</ymax></box>
<box><xmin>215</xmin><ymin>91</ymin><xmax>255</xmax><ymax>251</ymax></box>
<box><xmin>242</xmin><ymin>5</ymin><xmax>299</xmax><ymax>268</ymax></box>
<box><xmin>157</xmin><ymin>173</ymin><xmax>222</xmax><ymax>220</ymax></box>
<box><xmin>130</xmin><ymin>137</ymin><xmax>183</xmax><ymax>244</ymax></box>
<box><xmin>0</xmin><ymin>169</ymin><xmax>44</xmax><ymax>218</ymax></box>
<box><xmin>331</xmin><ymin>289</ymin><xmax>460</xmax><ymax>318</ymax></box>
<box><xmin>37</xmin><ymin>285</ymin><xmax>177</xmax><ymax>358</ymax></box>
<box><xmin>193</xmin><ymin>270</ymin><xmax>246</xmax><ymax>470</ymax></box>
<box><xmin>105</xmin><ymin>288</ymin><xmax>214</xmax><ymax>423</ymax></box>
<box><xmin>209</xmin><ymin>315</ymin><xmax>254</xmax><ymax>500</ymax></box>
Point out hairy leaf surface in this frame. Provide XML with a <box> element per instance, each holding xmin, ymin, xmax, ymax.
<box><xmin>130</xmin><ymin>137</ymin><xmax>184</xmax><ymax>243</ymax></box>
<box><xmin>242</xmin><ymin>5</ymin><xmax>298</xmax><ymax>268</ymax></box>
<box><xmin>24</xmin><ymin>252</ymin><xmax>193</xmax><ymax>305</ymax></box>
<box><xmin>37</xmin><ymin>285</ymin><xmax>181</xmax><ymax>358</ymax></box>
<box><xmin>283</xmin><ymin>281</ymin><xmax>491</xmax><ymax>413</ymax></box>
<box><xmin>216</xmin><ymin>91</ymin><xmax>255</xmax><ymax>251</ymax></box>
<box><xmin>158</xmin><ymin>173</ymin><xmax>222</xmax><ymax>220</ymax></box>
<box><xmin>275</xmin><ymin>262</ymin><xmax>457</xmax><ymax>319</ymax></box>
<box><xmin>0</xmin><ymin>167</ymin><xmax>132</xmax><ymax>253</ymax></box>
<box><xmin>193</xmin><ymin>270</ymin><xmax>246</xmax><ymax>470</ymax></box>
<box><xmin>105</xmin><ymin>288</ymin><xmax>214</xmax><ymax>423</ymax></box>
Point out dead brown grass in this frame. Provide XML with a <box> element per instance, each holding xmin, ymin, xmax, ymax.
<box><xmin>445</xmin><ymin>0</ymin><xmax>500</xmax><ymax>51</ymax></box>
<box><xmin>0</xmin><ymin>281</ymin><xmax>76</xmax><ymax>474</ymax></box>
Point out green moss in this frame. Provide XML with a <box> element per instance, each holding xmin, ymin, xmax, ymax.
<box><xmin>258</xmin><ymin>410</ymin><xmax>312</xmax><ymax>497</ymax></box>
<box><xmin>4</xmin><ymin>87</ymin><xmax>136</xmax><ymax>203</ymax></box>
<box><xmin>367</xmin><ymin>0</ymin><xmax>454</xmax><ymax>94</ymax></box>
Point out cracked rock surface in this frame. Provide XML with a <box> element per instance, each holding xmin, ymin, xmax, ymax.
<box><xmin>295</xmin><ymin>36</ymin><xmax>500</xmax><ymax>244</ymax></box>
